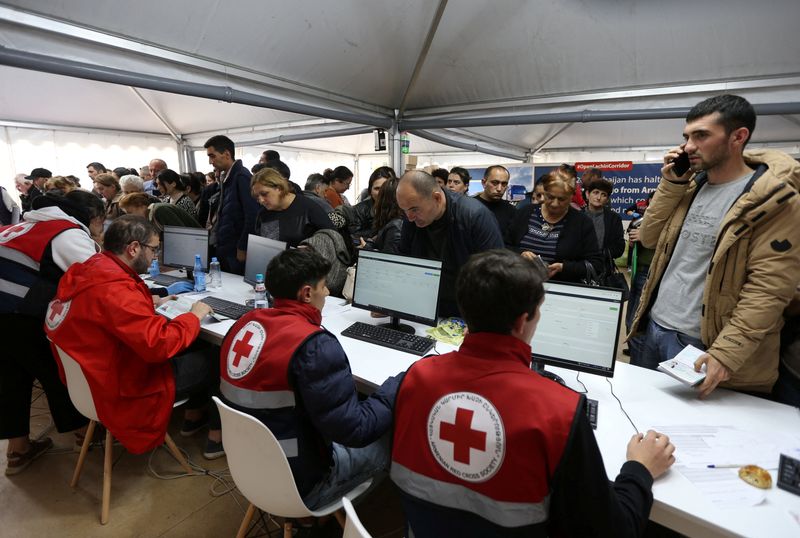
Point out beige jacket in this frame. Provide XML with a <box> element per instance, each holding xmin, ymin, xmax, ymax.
<box><xmin>629</xmin><ymin>149</ymin><xmax>800</xmax><ymax>392</ymax></box>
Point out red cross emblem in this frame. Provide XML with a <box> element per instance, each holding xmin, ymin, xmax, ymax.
<box><xmin>428</xmin><ymin>392</ymin><xmax>505</xmax><ymax>483</ymax></box>
<box><xmin>231</xmin><ymin>331</ymin><xmax>255</xmax><ymax>368</ymax></box>
<box><xmin>439</xmin><ymin>408</ymin><xmax>486</xmax><ymax>465</ymax></box>
<box><xmin>226</xmin><ymin>321</ymin><xmax>266</xmax><ymax>379</ymax></box>
<box><xmin>0</xmin><ymin>222</ymin><xmax>34</xmax><ymax>243</ymax></box>
<box><xmin>45</xmin><ymin>299</ymin><xmax>71</xmax><ymax>331</ymax></box>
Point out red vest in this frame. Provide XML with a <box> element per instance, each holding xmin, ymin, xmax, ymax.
<box><xmin>391</xmin><ymin>332</ymin><xmax>580</xmax><ymax>528</ymax></box>
<box><xmin>220</xmin><ymin>299</ymin><xmax>323</xmax><ymax>408</ymax></box>
<box><xmin>0</xmin><ymin>220</ymin><xmax>79</xmax><ymax>264</ymax></box>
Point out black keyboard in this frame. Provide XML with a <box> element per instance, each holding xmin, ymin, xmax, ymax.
<box><xmin>201</xmin><ymin>297</ymin><xmax>253</xmax><ymax>320</ymax></box>
<box><xmin>341</xmin><ymin>321</ymin><xmax>435</xmax><ymax>356</ymax></box>
<box><xmin>150</xmin><ymin>273</ymin><xmax>190</xmax><ymax>286</ymax></box>
<box><xmin>585</xmin><ymin>398</ymin><xmax>599</xmax><ymax>430</ymax></box>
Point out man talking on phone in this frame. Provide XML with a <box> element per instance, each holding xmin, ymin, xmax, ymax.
<box><xmin>628</xmin><ymin>94</ymin><xmax>800</xmax><ymax>401</ymax></box>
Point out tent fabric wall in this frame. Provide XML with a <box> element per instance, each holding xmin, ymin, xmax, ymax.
<box><xmin>0</xmin><ymin>126</ymin><xmax>178</xmax><ymax>203</ymax></box>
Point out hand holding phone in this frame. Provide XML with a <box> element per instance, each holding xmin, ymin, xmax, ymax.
<box><xmin>670</xmin><ymin>150</ymin><xmax>691</xmax><ymax>177</ymax></box>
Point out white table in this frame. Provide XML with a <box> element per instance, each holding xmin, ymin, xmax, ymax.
<box><xmin>184</xmin><ymin>272</ymin><xmax>800</xmax><ymax>537</ymax></box>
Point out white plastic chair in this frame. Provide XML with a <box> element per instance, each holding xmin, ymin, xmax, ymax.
<box><xmin>213</xmin><ymin>396</ymin><xmax>372</xmax><ymax>538</ymax></box>
<box><xmin>342</xmin><ymin>496</ymin><xmax>372</xmax><ymax>538</ymax></box>
<box><xmin>55</xmin><ymin>344</ymin><xmax>192</xmax><ymax>524</ymax></box>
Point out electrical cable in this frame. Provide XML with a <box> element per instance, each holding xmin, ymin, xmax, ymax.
<box><xmin>574</xmin><ymin>372</ymin><xmax>588</xmax><ymax>394</ymax></box>
<box><xmin>606</xmin><ymin>378</ymin><xmax>639</xmax><ymax>434</ymax></box>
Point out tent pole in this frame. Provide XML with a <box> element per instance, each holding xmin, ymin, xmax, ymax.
<box><xmin>411</xmin><ymin>130</ymin><xmax>526</xmax><ymax>161</ymax></box>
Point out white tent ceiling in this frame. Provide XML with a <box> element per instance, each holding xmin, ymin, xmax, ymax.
<box><xmin>0</xmin><ymin>0</ymin><xmax>799</xmax><ymax>161</ymax></box>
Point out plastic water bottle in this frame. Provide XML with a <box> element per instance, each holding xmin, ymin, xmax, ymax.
<box><xmin>208</xmin><ymin>257</ymin><xmax>222</xmax><ymax>289</ymax></box>
<box><xmin>254</xmin><ymin>273</ymin><xmax>267</xmax><ymax>308</ymax></box>
<box><xmin>149</xmin><ymin>259</ymin><xmax>159</xmax><ymax>279</ymax></box>
<box><xmin>193</xmin><ymin>255</ymin><xmax>206</xmax><ymax>292</ymax></box>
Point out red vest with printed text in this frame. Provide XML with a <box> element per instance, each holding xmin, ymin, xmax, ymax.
<box><xmin>391</xmin><ymin>332</ymin><xmax>580</xmax><ymax>529</ymax></box>
<box><xmin>220</xmin><ymin>299</ymin><xmax>323</xmax><ymax>401</ymax></box>
<box><xmin>0</xmin><ymin>220</ymin><xmax>79</xmax><ymax>262</ymax></box>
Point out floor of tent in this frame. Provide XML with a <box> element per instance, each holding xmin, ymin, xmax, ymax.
<box><xmin>1</xmin><ymin>303</ymin><xmax>632</xmax><ymax>537</ymax></box>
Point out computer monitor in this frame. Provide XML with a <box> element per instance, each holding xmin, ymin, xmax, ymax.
<box><xmin>530</xmin><ymin>281</ymin><xmax>623</xmax><ymax>380</ymax></box>
<box><xmin>351</xmin><ymin>250</ymin><xmax>442</xmax><ymax>333</ymax></box>
<box><xmin>162</xmin><ymin>226</ymin><xmax>209</xmax><ymax>272</ymax></box>
<box><xmin>244</xmin><ymin>234</ymin><xmax>287</xmax><ymax>285</ymax></box>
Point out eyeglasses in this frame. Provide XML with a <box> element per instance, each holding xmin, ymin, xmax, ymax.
<box><xmin>140</xmin><ymin>242</ymin><xmax>161</xmax><ymax>256</ymax></box>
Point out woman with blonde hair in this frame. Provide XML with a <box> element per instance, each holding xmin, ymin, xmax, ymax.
<box><xmin>93</xmin><ymin>172</ymin><xmax>123</xmax><ymax>220</ymax></box>
<box><xmin>44</xmin><ymin>176</ymin><xmax>77</xmax><ymax>195</ymax></box>
<box><xmin>251</xmin><ymin>167</ymin><xmax>333</xmax><ymax>247</ymax></box>
<box><xmin>507</xmin><ymin>169</ymin><xmax>603</xmax><ymax>282</ymax></box>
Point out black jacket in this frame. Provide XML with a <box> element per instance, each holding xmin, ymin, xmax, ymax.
<box><xmin>598</xmin><ymin>206</ymin><xmax>626</xmax><ymax>259</ymax></box>
<box><xmin>215</xmin><ymin>159</ymin><xmax>258</xmax><ymax>253</ymax></box>
<box><xmin>507</xmin><ymin>206</ymin><xmax>603</xmax><ymax>282</ymax></box>
<box><xmin>400</xmin><ymin>190</ymin><xmax>504</xmax><ymax>316</ymax></box>
<box><xmin>339</xmin><ymin>198</ymin><xmax>374</xmax><ymax>240</ymax></box>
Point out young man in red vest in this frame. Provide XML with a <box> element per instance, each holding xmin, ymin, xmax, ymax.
<box><xmin>391</xmin><ymin>249</ymin><xmax>676</xmax><ymax>537</ymax></box>
<box><xmin>219</xmin><ymin>248</ymin><xmax>400</xmax><ymax>509</ymax></box>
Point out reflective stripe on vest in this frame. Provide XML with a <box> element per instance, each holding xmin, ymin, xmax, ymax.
<box><xmin>391</xmin><ymin>462</ymin><xmax>549</xmax><ymax>527</ymax></box>
<box><xmin>219</xmin><ymin>379</ymin><xmax>295</xmax><ymax>409</ymax></box>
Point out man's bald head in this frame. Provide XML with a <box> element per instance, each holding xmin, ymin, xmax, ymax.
<box><xmin>397</xmin><ymin>170</ymin><xmax>446</xmax><ymax>228</ymax></box>
<box><xmin>149</xmin><ymin>159</ymin><xmax>167</xmax><ymax>179</ymax></box>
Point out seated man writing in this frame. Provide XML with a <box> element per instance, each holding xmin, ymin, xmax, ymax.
<box><xmin>391</xmin><ymin>249</ymin><xmax>676</xmax><ymax>537</ymax></box>
<box><xmin>219</xmin><ymin>248</ymin><xmax>400</xmax><ymax>509</ymax></box>
<box><xmin>45</xmin><ymin>215</ymin><xmax>217</xmax><ymax>455</ymax></box>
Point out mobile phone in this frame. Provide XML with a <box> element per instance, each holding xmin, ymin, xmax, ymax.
<box><xmin>532</xmin><ymin>254</ymin><xmax>550</xmax><ymax>275</ymax></box>
<box><xmin>671</xmin><ymin>151</ymin><xmax>691</xmax><ymax>176</ymax></box>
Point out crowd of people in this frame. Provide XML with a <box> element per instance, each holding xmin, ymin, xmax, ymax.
<box><xmin>2</xmin><ymin>94</ymin><xmax>800</xmax><ymax>537</ymax></box>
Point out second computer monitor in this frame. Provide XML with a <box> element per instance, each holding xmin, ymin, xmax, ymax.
<box><xmin>531</xmin><ymin>281</ymin><xmax>623</xmax><ymax>378</ymax></box>
<box><xmin>243</xmin><ymin>234</ymin><xmax>288</xmax><ymax>285</ymax></box>
<box><xmin>162</xmin><ymin>226</ymin><xmax>209</xmax><ymax>270</ymax></box>
<box><xmin>352</xmin><ymin>250</ymin><xmax>442</xmax><ymax>328</ymax></box>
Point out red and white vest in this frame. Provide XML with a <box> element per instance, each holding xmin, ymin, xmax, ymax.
<box><xmin>391</xmin><ymin>332</ymin><xmax>580</xmax><ymax>529</ymax></box>
<box><xmin>0</xmin><ymin>220</ymin><xmax>79</xmax><ymax>314</ymax></box>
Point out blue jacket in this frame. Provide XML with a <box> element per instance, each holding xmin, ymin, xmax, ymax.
<box><xmin>215</xmin><ymin>160</ymin><xmax>259</xmax><ymax>253</ymax></box>
<box><xmin>399</xmin><ymin>190</ymin><xmax>504</xmax><ymax>316</ymax></box>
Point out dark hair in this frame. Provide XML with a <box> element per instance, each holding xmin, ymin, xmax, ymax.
<box><xmin>67</xmin><ymin>189</ymin><xmax>106</xmax><ymax>222</ymax></box>
<box><xmin>305</xmin><ymin>173</ymin><xmax>328</xmax><ymax>191</ymax></box>
<box><xmin>265</xmin><ymin>249</ymin><xmax>332</xmax><ymax>299</ymax></box>
<box><xmin>367</xmin><ymin>166</ymin><xmax>396</xmax><ymax>192</ymax></box>
<box><xmin>559</xmin><ymin>163</ymin><xmax>577</xmax><ymax>178</ymax></box>
<box><xmin>431</xmin><ymin>168</ymin><xmax>449</xmax><ymax>183</ymax></box>
<box><xmin>104</xmin><ymin>215</ymin><xmax>157</xmax><ymax>255</ymax></box>
<box><xmin>263</xmin><ymin>159</ymin><xmax>292</xmax><ymax>180</ymax></box>
<box><xmin>204</xmin><ymin>135</ymin><xmax>235</xmax><ymax>158</ymax></box>
<box><xmin>456</xmin><ymin>249</ymin><xmax>545</xmax><ymax>334</ymax></box>
<box><xmin>184</xmin><ymin>172</ymin><xmax>204</xmax><ymax>196</ymax></box>
<box><xmin>112</xmin><ymin>167</ymin><xmax>130</xmax><ymax>179</ymax></box>
<box><xmin>87</xmin><ymin>162</ymin><xmax>106</xmax><ymax>172</ymax></box>
<box><xmin>534</xmin><ymin>174</ymin><xmax>547</xmax><ymax>187</ymax></box>
<box><xmin>157</xmin><ymin>169</ymin><xmax>184</xmax><ymax>190</ymax></box>
<box><xmin>251</xmin><ymin>163</ymin><xmax>266</xmax><ymax>175</ymax></box>
<box><xmin>686</xmin><ymin>94</ymin><xmax>756</xmax><ymax>146</ymax></box>
<box><xmin>483</xmin><ymin>165</ymin><xmax>510</xmax><ymax>180</ymax></box>
<box><xmin>373</xmin><ymin>177</ymin><xmax>402</xmax><ymax>230</ymax></box>
<box><xmin>32</xmin><ymin>190</ymin><xmax>105</xmax><ymax>228</ymax></box>
<box><xmin>586</xmin><ymin>178</ymin><xmax>613</xmax><ymax>196</ymax></box>
<box><xmin>263</xmin><ymin>150</ymin><xmax>280</xmax><ymax>161</ymax></box>
<box><xmin>449</xmin><ymin>167</ymin><xmax>471</xmax><ymax>184</ymax></box>
<box><xmin>324</xmin><ymin>166</ymin><xmax>353</xmax><ymax>183</ymax></box>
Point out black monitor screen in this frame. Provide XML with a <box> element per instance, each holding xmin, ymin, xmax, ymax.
<box><xmin>352</xmin><ymin>250</ymin><xmax>442</xmax><ymax>326</ymax></box>
<box><xmin>162</xmin><ymin>226</ymin><xmax>209</xmax><ymax>270</ymax></box>
<box><xmin>244</xmin><ymin>234</ymin><xmax>287</xmax><ymax>285</ymax></box>
<box><xmin>531</xmin><ymin>281</ymin><xmax>623</xmax><ymax>377</ymax></box>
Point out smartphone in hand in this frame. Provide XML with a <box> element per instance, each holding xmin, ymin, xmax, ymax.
<box><xmin>671</xmin><ymin>150</ymin><xmax>691</xmax><ymax>176</ymax></box>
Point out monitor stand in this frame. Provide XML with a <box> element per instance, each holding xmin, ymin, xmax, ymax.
<box><xmin>378</xmin><ymin>316</ymin><xmax>416</xmax><ymax>335</ymax></box>
<box><xmin>531</xmin><ymin>358</ymin><xmax>565</xmax><ymax>386</ymax></box>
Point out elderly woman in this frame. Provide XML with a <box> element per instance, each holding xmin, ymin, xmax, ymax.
<box><xmin>119</xmin><ymin>174</ymin><xmax>145</xmax><ymax>195</ymax></box>
<box><xmin>252</xmin><ymin>167</ymin><xmax>333</xmax><ymax>247</ymax></box>
<box><xmin>446</xmin><ymin>166</ymin><xmax>470</xmax><ymax>194</ymax></box>
<box><xmin>155</xmin><ymin>169</ymin><xmax>198</xmax><ymax>220</ymax></box>
<box><xmin>93</xmin><ymin>172</ymin><xmax>123</xmax><ymax>220</ymax></box>
<box><xmin>339</xmin><ymin>166</ymin><xmax>396</xmax><ymax>242</ymax></box>
<box><xmin>507</xmin><ymin>169</ymin><xmax>602</xmax><ymax>282</ymax></box>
